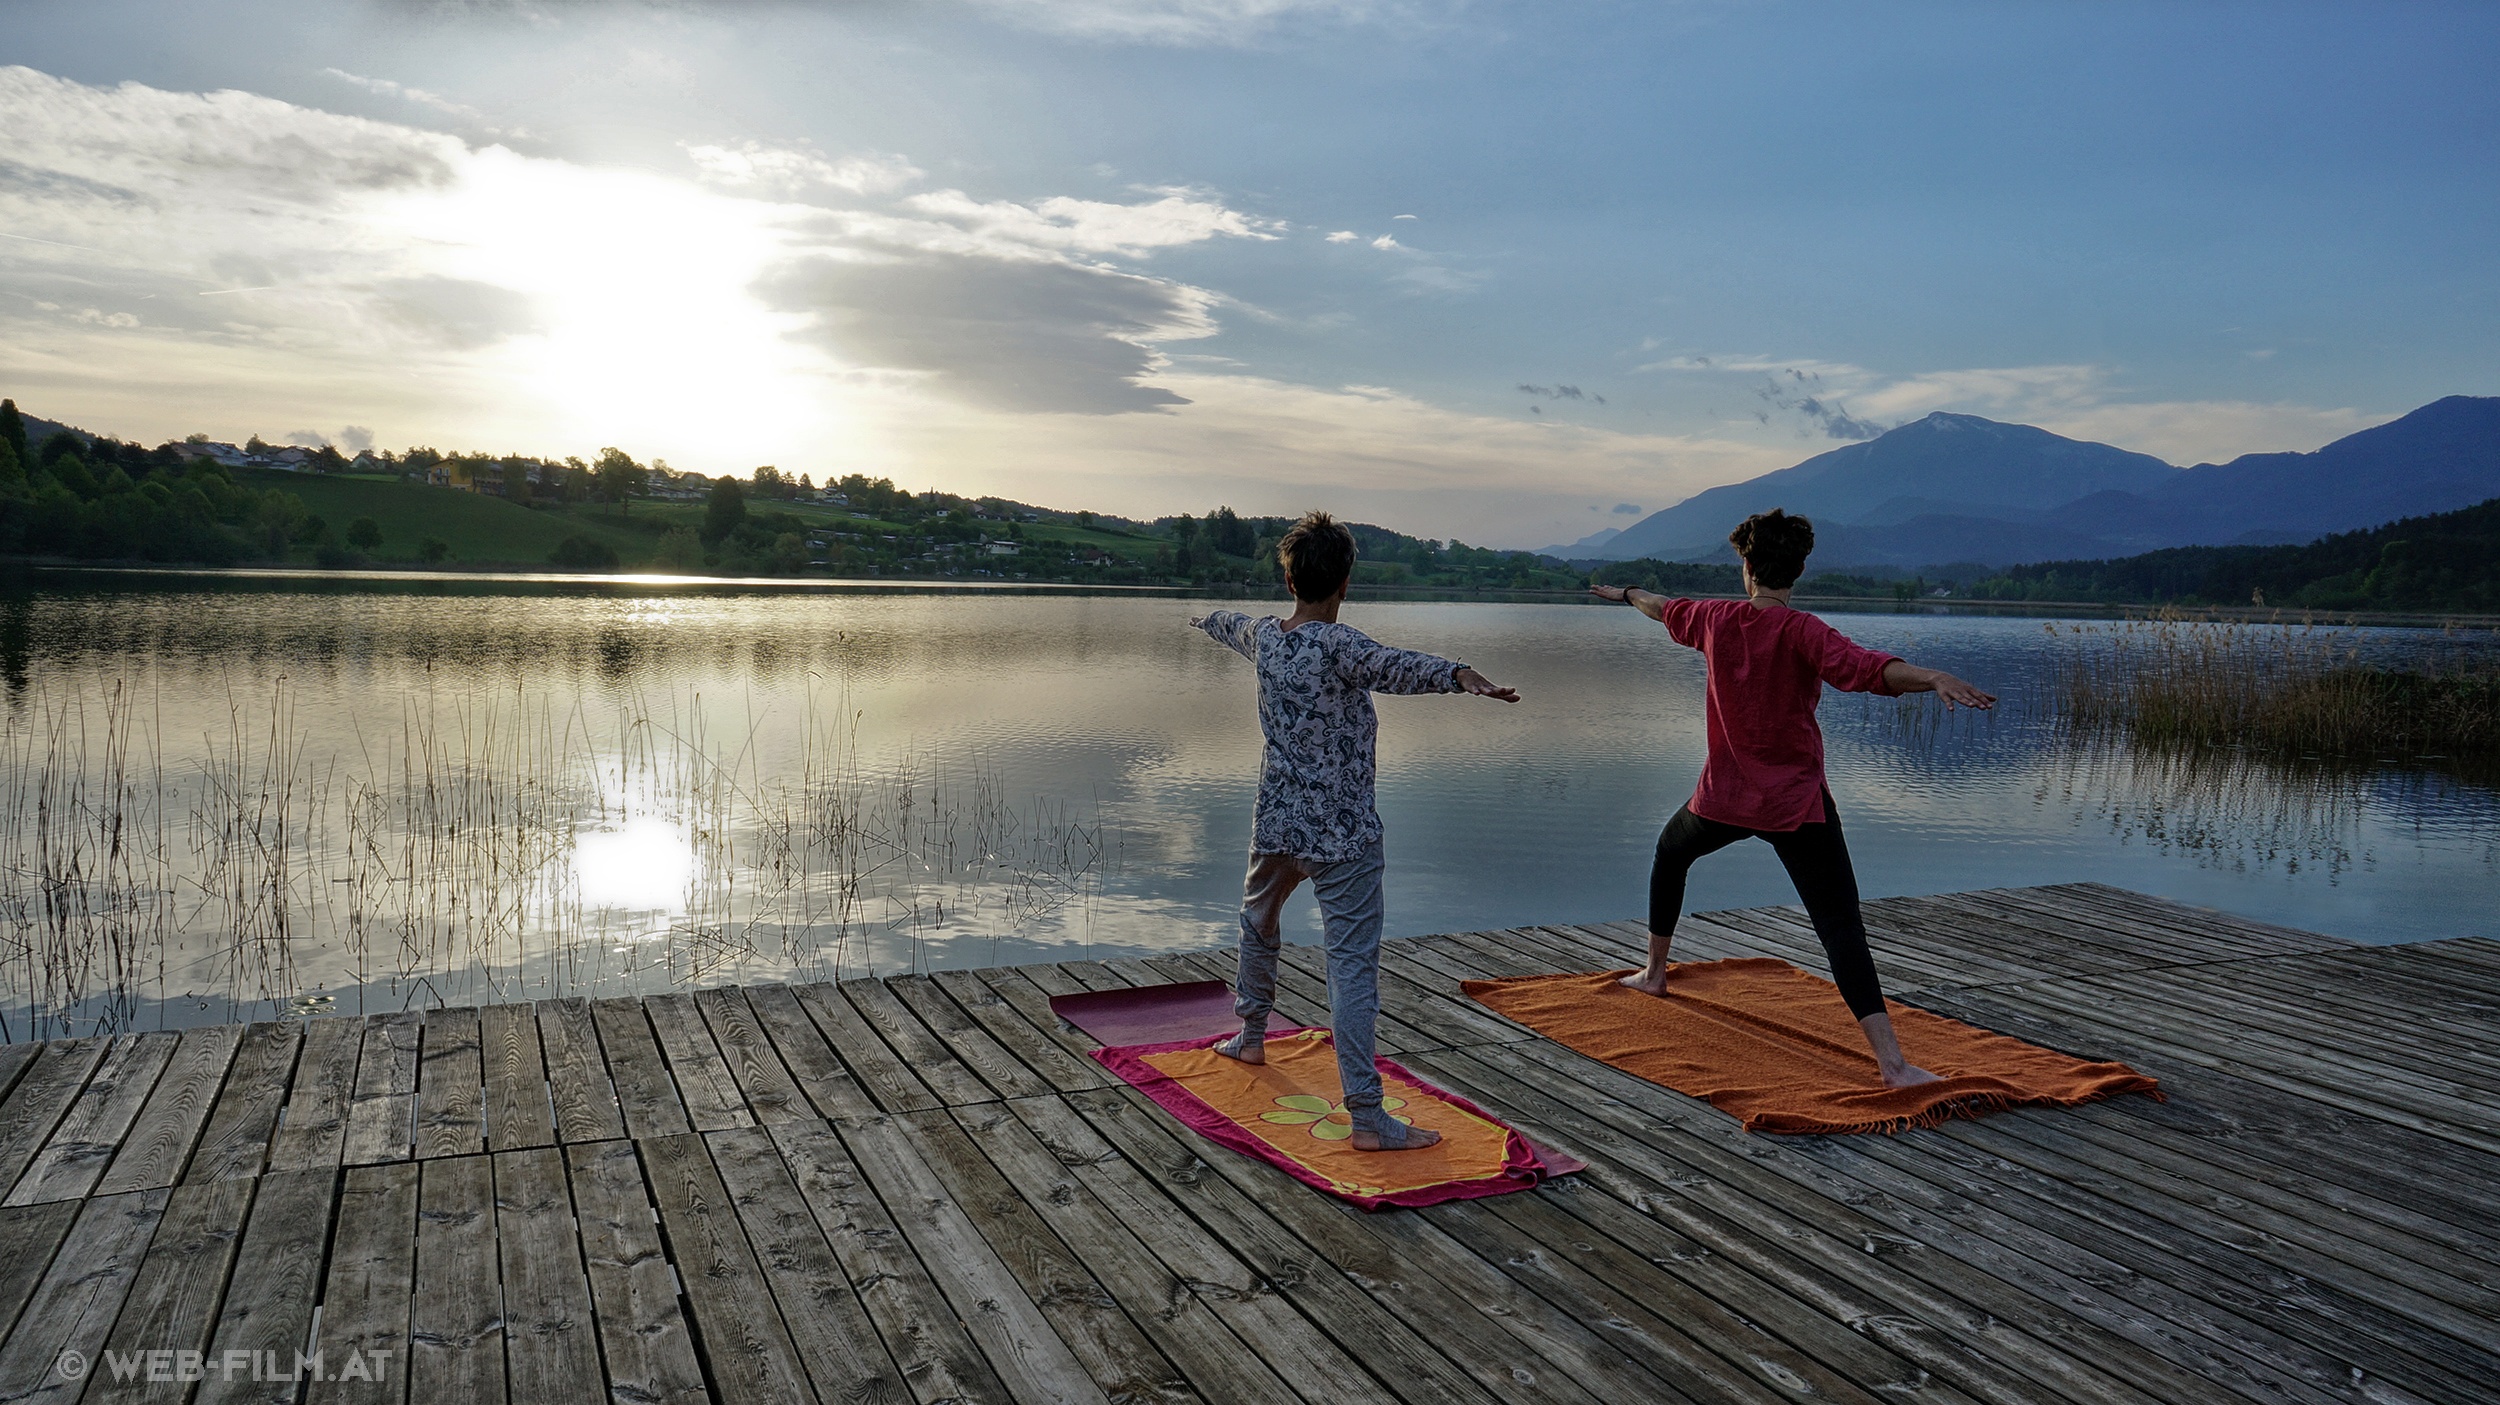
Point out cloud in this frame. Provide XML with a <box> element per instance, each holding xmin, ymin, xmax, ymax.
<box><xmin>1325</xmin><ymin>230</ymin><xmax>1358</xmax><ymax>243</ymax></box>
<box><xmin>759</xmin><ymin>250</ymin><xmax>1216</xmax><ymax>413</ymax></box>
<box><xmin>1610</xmin><ymin>502</ymin><xmax>1642</xmax><ymax>515</ymax></box>
<box><xmin>320</xmin><ymin>68</ymin><xmax>494</xmax><ymax>128</ymax></box>
<box><xmin>339</xmin><ymin>425</ymin><xmax>376</xmax><ymax>451</ymax></box>
<box><xmin>1519</xmin><ymin>383</ymin><xmax>1605</xmax><ymax>405</ymax></box>
<box><xmin>1393</xmin><ymin>213</ymin><xmax>1417</xmax><ymax>219</ymax></box>
<box><xmin>1370</xmin><ymin>234</ymin><xmax>1399</xmax><ymax>250</ymax></box>
<box><xmin>284</xmin><ymin>428</ymin><xmax>330</xmax><ymax>447</ymax></box>
<box><xmin>684</xmin><ymin>142</ymin><xmax>922</xmax><ymax>196</ymax></box>
<box><xmin>901</xmin><ymin>187</ymin><xmax>1280</xmax><ymax>256</ymax></box>
<box><xmin>963</xmin><ymin>0</ymin><xmax>1428</xmax><ymax>45</ymax></box>
<box><xmin>875</xmin><ymin>370</ymin><xmax>1789</xmax><ymax>547</ymax></box>
<box><xmin>2035</xmin><ymin>399</ymin><xmax>2382</xmax><ymax>466</ymax></box>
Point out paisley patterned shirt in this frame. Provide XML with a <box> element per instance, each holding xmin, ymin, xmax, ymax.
<box><xmin>1196</xmin><ymin>611</ymin><xmax>1468</xmax><ymax>862</ymax></box>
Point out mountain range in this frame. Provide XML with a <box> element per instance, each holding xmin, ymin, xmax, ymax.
<box><xmin>1580</xmin><ymin>394</ymin><xmax>2500</xmax><ymax>569</ymax></box>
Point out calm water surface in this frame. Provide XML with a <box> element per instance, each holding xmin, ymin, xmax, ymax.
<box><xmin>2</xmin><ymin>575</ymin><xmax>2494</xmax><ymax>1036</ymax></box>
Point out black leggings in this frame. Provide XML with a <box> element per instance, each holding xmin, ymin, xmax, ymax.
<box><xmin>1648</xmin><ymin>791</ymin><xmax>1889</xmax><ymax>1020</ymax></box>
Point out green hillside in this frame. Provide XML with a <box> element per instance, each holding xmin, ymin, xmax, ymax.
<box><xmin>242</xmin><ymin>471</ymin><xmax>660</xmax><ymax>566</ymax></box>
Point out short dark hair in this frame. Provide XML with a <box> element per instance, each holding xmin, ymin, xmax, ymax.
<box><xmin>1729</xmin><ymin>508</ymin><xmax>1814</xmax><ymax>590</ymax></box>
<box><xmin>1278</xmin><ymin>511</ymin><xmax>1357</xmax><ymax>601</ymax></box>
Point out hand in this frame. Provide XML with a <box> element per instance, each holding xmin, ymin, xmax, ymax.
<box><xmin>1187</xmin><ymin>615</ymin><xmax>1208</xmax><ymax>629</ymax></box>
<box><xmin>1931</xmin><ymin>672</ymin><xmax>1996</xmax><ymax>710</ymax></box>
<box><xmin>1455</xmin><ymin>667</ymin><xmax>1520</xmax><ymax>702</ymax></box>
<box><xmin>1589</xmin><ymin>584</ymin><xmax>1632</xmax><ymax>604</ymax></box>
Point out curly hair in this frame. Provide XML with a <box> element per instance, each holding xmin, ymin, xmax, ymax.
<box><xmin>1729</xmin><ymin>508</ymin><xmax>1814</xmax><ymax>590</ymax></box>
<box><xmin>1278</xmin><ymin>510</ymin><xmax>1358</xmax><ymax>601</ymax></box>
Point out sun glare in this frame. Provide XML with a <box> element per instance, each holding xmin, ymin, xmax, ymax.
<box><xmin>373</xmin><ymin>146</ymin><xmax>875</xmax><ymax>472</ymax></box>
<box><xmin>573</xmin><ymin>815</ymin><xmax>696</xmax><ymax>914</ymax></box>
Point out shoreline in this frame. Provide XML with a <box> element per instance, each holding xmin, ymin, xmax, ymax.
<box><xmin>7</xmin><ymin>559</ymin><xmax>2498</xmax><ymax>629</ymax></box>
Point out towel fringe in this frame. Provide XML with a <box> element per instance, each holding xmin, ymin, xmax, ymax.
<box><xmin>1754</xmin><ymin>1081</ymin><xmax>2163</xmax><ymax>1137</ymax></box>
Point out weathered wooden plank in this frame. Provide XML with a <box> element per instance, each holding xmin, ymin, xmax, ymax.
<box><xmin>493</xmin><ymin>1147</ymin><xmax>601</xmax><ymax>1405</ymax></box>
<box><xmin>589</xmin><ymin>998</ymin><xmax>689</xmax><ymax>1139</ymax></box>
<box><xmin>340</xmin><ymin>1012</ymin><xmax>420</xmax><ymax>1167</ymax></box>
<box><xmin>958</xmin><ymin>967</ymin><xmax>1120</xmax><ymax>1090</ymax></box>
<box><xmin>413</xmin><ymin>1008</ymin><xmax>485</xmax><ymax>1160</ymax></box>
<box><xmin>0</xmin><ymin>1045</ymin><xmax>44</xmax><ymax>1113</ymax></box>
<box><xmin>692</xmin><ymin>988</ymin><xmax>808</xmax><ymax>1126</ymax></box>
<box><xmin>836</xmin><ymin>980</ymin><xmax>996</xmax><ymax>1106</ymax></box>
<box><xmin>306</xmin><ymin>1161</ymin><xmax>417</xmax><ymax>1405</ymax></box>
<box><xmin>407</xmin><ymin>1155</ymin><xmax>503</xmax><ymax>1403</ymax></box>
<box><xmin>6</xmin><ymin>1033</ymin><xmax>175</xmax><ymax>1205</ymax></box>
<box><xmin>566</xmin><ymin>1140</ymin><xmax>705</xmax><ymax>1405</ymax></box>
<box><xmin>703</xmin><ymin>1125</ymin><xmax>911</xmax><ymax>1405</ymax></box>
<box><xmin>264</xmin><ymin>1014</ymin><xmax>366</xmax><ymax>1174</ymax></box>
<box><xmin>834</xmin><ymin>1111</ymin><xmax>1117</xmax><ymax>1405</ymax></box>
<box><xmin>480</xmin><ymin>1002</ymin><xmax>555</xmax><ymax>1151</ymax></box>
<box><xmin>0</xmin><ymin>1039</ymin><xmax>108</xmax><ymax>1196</ymax></box>
<box><xmin>790</xmin><ymin>982</ymin><xmax>938</xmax><ymax>1114</ymax></box>
<box><xmin>192</xmin><ymin>1167</ymin><xmax>341</xmax><ymax>1405</ymax></box>
<box><xmin>644</xmin><ymin>992</ymin><xmax>752</xmax><ymax>1132</ymax></box>
<box><xmin>767</xmin><ymin>1119</ymin><xmax>1010</xmax><ymax>1404</ymax></box>
<box><xmin>638</xmin><ymin>1131</ymin><xmax>812</xmax><ymax>1404</ymax></box>
<box><xmin>948</xmin><ymin>1100</ymin><xmax>1309</xmax><ymax>1405</ymax></box>
<box><xmin>93</xmin><ymin>1025</ymin><xmax>239</xmax><ymax>1197</ymax></box>
<box><xmin>0</xmin><ymin>1203</ymin><xmax>77</xmax><ymax>1349</ymax></box>
<box><xmin>185</xmin><ymin>1022</ymin><xmax>304</xmax><ymax>1183</ymax></box>
<box><xmin>743</xmin><ymin>983</ymin><xmax>880</xmax><ymax>1120</ymax></box>
<box><xmin>536</xmin><ymin>997</ymin><xmax>623</xmax><ymax>1144</ymax></box>
<box><xmin>84</xmin><ymin>1177</ymin><xmax>257</xmax><ymax>1405</ymax></box>
<box><xmin>1061</xmin><ymin>1084</ymin><xmax>1560</xmax><ymax>1405</ymax></box>
<box><xmin>886</xmin><ymin>975</ymin><xmax>1053</xmax><ymax>1101</ymax></box>
<box><xmin>0</xmin><ymin>1189</ymin><xmax>166</xmax><ymax>1402</ymax></box>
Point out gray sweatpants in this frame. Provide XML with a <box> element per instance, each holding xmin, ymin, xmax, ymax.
<box><xmin>1232</xmin><ymin>842</ymin><xmax>1391</xmax><ymax>1126</ymax></box>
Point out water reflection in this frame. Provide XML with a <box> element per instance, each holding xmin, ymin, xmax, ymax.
<box><xmin>0</xmin><ymin>575</ymin><xmax>2492</xmax><ymax>1037</ymax></box>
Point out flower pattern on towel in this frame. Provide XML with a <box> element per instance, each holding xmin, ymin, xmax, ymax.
<box><xmin>1259</xmin><ymin>1093</ymin><xmax>1412</xmax><ymax>1140</ymax></box>
<box><xmin>1193</xmin><ymin>612</ymin><xmax>1465</xmax><ymax>863</ymax></box>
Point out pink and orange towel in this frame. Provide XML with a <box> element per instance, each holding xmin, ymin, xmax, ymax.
<box><xmin>1465</xmin><ymin>958</ymin><xmax>2161</xmax><ymax>1135</ymax></box>
<box><xmin>1092</xmin><ymin>1027</ymin><xmax>1570</xmax><ymax>1210</ymax></box>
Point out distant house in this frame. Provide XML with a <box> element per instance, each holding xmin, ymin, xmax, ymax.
<box><xmin>261</xmin><ymin>446</ymin><xmax>315</xmax><ymax>471</ymax></box>
<box><xmin>984</xmin><ymin>541</ymin><xmax>1019</xmax><ymax>557</ymax></box>
<box><xmin>349</xmin><ymin>451</ymin><xmax>387</xmax><ymax>473</ymax></box>
<box><xmin>170</xmin><ymin>440</ymin><xmax>250</xmax><ymax>468</ymax></box>
<box><xmin>443</xmin><ymin>460</ymin><xmax>505</xmax><ymax>495</ymax></box>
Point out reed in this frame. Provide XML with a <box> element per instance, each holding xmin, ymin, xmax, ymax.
<box><xmin>0</xmin><ymin>675</ymin><xmax>1119</xmax><ymax>1039</ymax></box>
<box><xmin>2047</xmin><ymin>611</ymin><xmax>2500</xmax><ymax>767</ymax></box>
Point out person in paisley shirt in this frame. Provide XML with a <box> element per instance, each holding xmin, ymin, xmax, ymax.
<box><xmin>1592</xmin><ymin>508</ymin><xmax>1996</xmax><ymax>1088</ymax></box>
<box><xmin>1192</xmin><ymin>511</ymin><xmax>1519</xmax><ymax>1151</ymax></box>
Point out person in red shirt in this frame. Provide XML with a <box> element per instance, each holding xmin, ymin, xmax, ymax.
<box><xmin>1591</xmin><ymin>508</ymin><xmax>1995</xmax><ymax>1088</ymax></box>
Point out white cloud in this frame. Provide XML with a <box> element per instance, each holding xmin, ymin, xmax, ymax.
<box><xmin>2036</xmin><ymin>400</ymin><xmax>2383</xmax><ymax>466</ymax></box>
<box><xmin>967</xmin><ymin>0</ymin><xmax>1426</xmax><ymax>45</ymax></box>
<box><xmin>320</xmin><ymin>69</ymin><xmax>491</xmax><ymax>127</ymax></box>
<box><xmin>1370</xmin><ymin>234</ymin><xmax>1400</xmax><ymax>250</ymax></box>
<box><xmin>1325</xmin><ymin>230</ymin><xmax>1358</xmax><ymax>242</ymax></box>
<box><xmin>900</xmin><ymin>187</ymin><xmax>1281</xmax><ymax>256</ymax></box>
<box><xmin>684</xmin><ymin>142</ymin><xmax>922</xmax><ymax>196</ymax></box>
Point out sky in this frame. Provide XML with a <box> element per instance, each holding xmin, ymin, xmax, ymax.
<box><xmin>1</xmin><ymin>0</ymin><xmax>2495</xmax><ymax>550</ymax></box>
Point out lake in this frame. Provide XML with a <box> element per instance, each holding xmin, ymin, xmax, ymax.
<box><xmin>2</xmin><ymin>571</ymin><xmax>2494</xmax><ymax>1039</ymax></box>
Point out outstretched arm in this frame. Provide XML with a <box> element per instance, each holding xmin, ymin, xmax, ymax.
<box><xmin>1189</xmin><ymin>610</ymin><xmax>1259</xmax><ymax>661</ymax></box>
<box><xmin>1589</xmin><ymin>583</ymin><xmax>1669</xmax><ymax>622</ymax></box>
<box><xmin>1881</xmin><ymin>659</ymin><xmax>1996</xmax><ymax>709</ymax></box>
<box><xmin>1339</xmin><ymin>640</ymin><xmax>1520</xmax><ymax>702</ymax></box>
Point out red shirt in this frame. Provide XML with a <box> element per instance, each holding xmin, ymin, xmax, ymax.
<box><xmin>1659</xmin><ymin>598</ymin><xmax>1902</xmax><ymax>831</ymax></box>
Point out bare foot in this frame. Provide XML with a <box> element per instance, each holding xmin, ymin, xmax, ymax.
<box><xmin>1617</xmin><ymin>967</ymin><xmax>1672</xmax><ymax>996</ymax></box>
<box><xmin>1350</xmin><ymin>1123</ymin><xmax>1441</xmax><ymax>1152</ymax></box>
<box><xmin>1883</xmin><ymin>1064</ymin><xmax>1944</xmax><ymax>1089</ymax></box>
<box><xmin>1213</xmin><ymin>1029</ymin><xmax>1266</xmax><ymax>1065</ymax></box>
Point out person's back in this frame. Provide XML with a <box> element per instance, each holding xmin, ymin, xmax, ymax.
<box><xmin>1661</xmin><ymin>596</ymin><xmax>1898</xmax><ymax>832</ymax></box>
<box><xmin>1190</xmin><ymin>510</ymin><xmax>1517</xmax><ymax>1151</ymax></box>
<box><xmin>1195</xmin><ymin>613</ymin><xmax>1465</xmax><ymax>862</ymax></box>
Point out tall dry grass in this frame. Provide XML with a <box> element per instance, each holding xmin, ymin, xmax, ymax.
<box><xmin>0</xmin><ymin>676</ymin><xmax>1118</xmax><ymax>1039</ymax></box>
<box><xmin>2048</xmin><ymin>611</ymin><xmax>2500</xmax><ymax>765</ymax></box>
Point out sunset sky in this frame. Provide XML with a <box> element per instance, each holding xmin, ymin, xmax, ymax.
<box><xmin>2</xmin><ymin>0</ymin><xmax>2494</xmax><ymax>547</ymax></box>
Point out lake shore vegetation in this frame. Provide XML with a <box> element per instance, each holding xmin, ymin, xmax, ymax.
<box><xmin>2048</xmin><ymin>613</ymin><xmax>2500</xmax><ymax>771</ymax></box>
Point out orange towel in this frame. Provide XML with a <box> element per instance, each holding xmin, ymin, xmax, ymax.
<box><xmin>1464</xmin><ymin>960</ymin><xmax>2161</xmax><ymax>1135</ymax></box>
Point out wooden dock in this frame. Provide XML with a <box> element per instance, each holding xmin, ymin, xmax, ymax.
<box><xmin>0</xmin><ymin>881</ymin><xmax>2490</xmax><ymax>1404</ymax></box>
